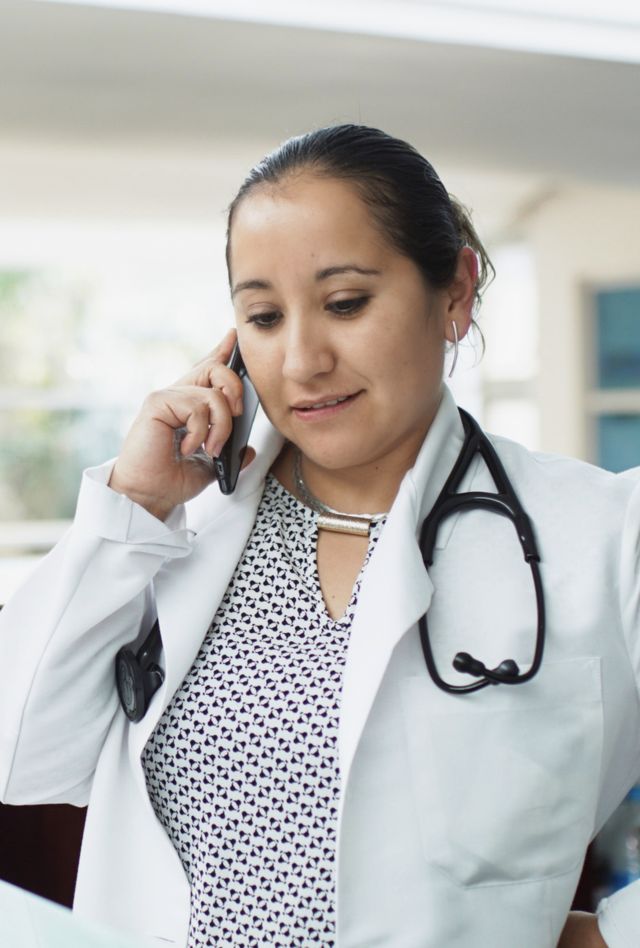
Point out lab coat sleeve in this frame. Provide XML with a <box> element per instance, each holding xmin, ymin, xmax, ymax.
<box><xmin>598</xmin><ymin>883</ymin><xmax>640</xmax><ymax>947</ymax></box>
<box><xmin>596</xmin><ymin>475</ymin><xmax>640</xmax><ymax>946</ymax></box>
<box><xmin>618</xmin><ymin>472</ymin><xmax>640</xmax><ymax>693</ymax></box>
<box><xmin>0</xmin><ymin>460</ymin><xmax>194</xmax><ymax>808</ymax></box>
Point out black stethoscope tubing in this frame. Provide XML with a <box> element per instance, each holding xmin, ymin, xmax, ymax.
<box><xmin>418</xmin><ymin>408</ymin><xmax>545</xmax><ymax>694</ymax></box>
<box><xmin>116</xmin><ymin>408</ymin><xmax>546</xmax><ymax>719</ymax></box>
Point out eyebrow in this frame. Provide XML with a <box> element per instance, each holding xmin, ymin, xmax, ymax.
<box><xmin>231</xmin><ymin>264</ymin><xmax>382</xmax><ymax>298</ymax></box>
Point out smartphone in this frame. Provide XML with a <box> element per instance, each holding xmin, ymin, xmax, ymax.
<box><xmin>213</xmin><ymin>343</ymin><xmax>259</xmax><ymax>495</ymax></box>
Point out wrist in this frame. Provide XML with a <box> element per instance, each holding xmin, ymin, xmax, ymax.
<box><xmin>108</xmin><ymin>469</ymin><xmax>175</xmax><ymax>522</ymax></box>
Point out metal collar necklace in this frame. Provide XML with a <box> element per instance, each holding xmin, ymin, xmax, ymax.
<box><xmin>293</xmin><ymin>448</ymin><xmax>388</xmax><ymax>537</ymax></box>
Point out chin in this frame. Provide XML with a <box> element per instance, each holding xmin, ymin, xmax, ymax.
<box><xmin>295</xmin><ymin>439</ymin><xmax>373</xmax><ymax>472</ymax></box>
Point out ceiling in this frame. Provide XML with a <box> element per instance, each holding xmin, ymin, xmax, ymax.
<box><xmin>0</xmin><ymin>0</ymin><xmax>638</xmax><ymax>234</ymax></box>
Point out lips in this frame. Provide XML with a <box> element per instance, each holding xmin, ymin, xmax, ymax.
<box><xmin>293</xmin><ymin>394</ymin><xmax>354</xmax><ymax>411</ymax></box>
<box><xmin>291</xmin><ymin>391</ymin><xmax>362</xmax><ymax>419</ymax></box>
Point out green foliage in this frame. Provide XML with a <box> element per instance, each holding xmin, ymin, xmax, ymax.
<box><xmin>0</xmin><ymin>408</ymin><xmax>125</xmax><ymax>520</ymax></box>
<box><xmin>0</xmin><ymin>263</ymin><xmax>203</xmax><ymax>522</ymax></box>
<box><xmin>0</xmin><ymin>269</ymin><xmax>91</xmax><ymax>389</ymax></box>
<box><xmin>0</xmin><ymin>269</ymin><xmax>123</xmax><ymax>520</ymax></box>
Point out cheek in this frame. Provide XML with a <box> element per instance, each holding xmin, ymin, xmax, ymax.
<box><xmin>246</xmin><ymin>362</ymin><xmax>274</xmax><ymax>403</ymax></box>
<box><xmin>370</xmin><ymin>328</ymin><xmax>442</xmax><ymax>386</ymax></box>
<box><xmin>239</xmin><ymin>345</ymin><xmax>282</xmax><ymax>411</ymax></box>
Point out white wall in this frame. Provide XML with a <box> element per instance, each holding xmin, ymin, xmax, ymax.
<box><xmin>527</xmin><ymin>184</ymin><xmax>640</xmax><ymax>458</ymax></box>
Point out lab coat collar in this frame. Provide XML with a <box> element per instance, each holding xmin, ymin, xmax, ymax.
<box><xmin>130</xmin><ymin>406</ymin><xmax>284</xmax><ymax>762</ymax></box>
<box><xmin>131</xmin><ymin>389</ymin><xmax>467</xmax><ymax>792</ymax></box>
<box><xmin>336</xmin><ymin>386</ymin><xmax>466</xmax><ymax>818</ymax></box>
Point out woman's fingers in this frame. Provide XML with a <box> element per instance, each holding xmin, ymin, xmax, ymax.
<box><xmin>109</xmin><ymin>330</ymin><xmax>252</xmax><ymax>518</ymax></box>
<box><xmin>176</xmin><ymin>329</ymin><xmax>242</xmax><ymax>405</ymax></box>
<box><xmin>206</xmin><ymin>364</ymin><xmax>245</xmax><ymax>416</ymax></box>
<box><xmin>194</xmin><ymin>327</ymin><xmax>237</xmax><ymax>369</ymax></box>
<box><xmin>146</xmin><ymin>385</ymin><xmax>234</xmax><ymax>458</ymax></box>
<box><xmin>177</xmin><ymin>361</ymin><xmax>244</xmax><ymax>416</ymax></box>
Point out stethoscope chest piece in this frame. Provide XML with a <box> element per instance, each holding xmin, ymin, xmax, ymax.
<box><xmin>115</xmin><ymin>620</ymin><xmax>165</xmax><ymax>723</ymax></box>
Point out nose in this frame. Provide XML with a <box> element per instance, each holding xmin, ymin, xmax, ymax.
<box><xmin>281</xmin><ymin>316</ymin><xmax>335</xmax><ymax>383</ymax></box>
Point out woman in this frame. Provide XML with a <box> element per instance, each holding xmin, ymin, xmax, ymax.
<box><xmin>0</xmin><ymin>124</ymin><xmax>637</xmax><ymax>947</ymax></box>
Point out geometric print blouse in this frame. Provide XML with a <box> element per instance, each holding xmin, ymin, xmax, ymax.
<box><xmin>141</xmin><ymin>473</ymin><xmax>386</xmax><ymax>947</ymax></box>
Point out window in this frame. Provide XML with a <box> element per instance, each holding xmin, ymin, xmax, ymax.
<box><xmin>479</xmin><ymin>243</ymin><xmax>540</xmax><ymax>451</ymax></box>
<box><xmin>587</xmin><ymin>286</ymin><xmax>640</xmax><ymax>472</ymax></box>
<box><xmin>0</xmin><ymin>220</ymin><xmax>231</xmax><ymax>602</ymax></box>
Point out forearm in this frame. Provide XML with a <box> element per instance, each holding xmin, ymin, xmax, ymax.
<box><xmin>0</xmin><ymin>534</ymin><xmax>156</xmax><ymax>803</ymax></box>
<box><xmin>0</xmin><ymin>463</ymin><xmax>193</xmax><ymax>804</ymax></box>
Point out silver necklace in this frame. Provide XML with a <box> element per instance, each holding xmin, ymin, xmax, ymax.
<box><xmin>293</xmin><ymin>448</ymin><xmax>388</xmax><ymax>537</ymax></box>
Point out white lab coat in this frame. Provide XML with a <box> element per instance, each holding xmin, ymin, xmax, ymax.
<box><xmin>2</xmin><ymin>387</ymin><xmax>640</xmax><ymax>947</ymax></box>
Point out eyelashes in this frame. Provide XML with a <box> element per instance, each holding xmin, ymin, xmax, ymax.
<box><xmin>245</xmin><ymin>295</ymin><xmax>370</xmax><ymax>329</ymax></box>
<box><xmin>331</xmin><ymin>296</ymin><xmax>370</xmax><ymax>316</ymax></box>
<box><xmin>245</xmin><ymin>311</ymin><xmax>280</xmax><ymax>329</ymax></box>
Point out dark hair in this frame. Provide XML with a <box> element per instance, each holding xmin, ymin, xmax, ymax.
<box><xmin>225</xmin><ymin>123</ymin><xmax>494</xmax><ymax>320</ymax></box>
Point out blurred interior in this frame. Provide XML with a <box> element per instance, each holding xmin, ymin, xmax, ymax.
<box><xmin>1</xmin><ymin>0</ymin><xmax>639</xmax><ymax>914</ymax></box>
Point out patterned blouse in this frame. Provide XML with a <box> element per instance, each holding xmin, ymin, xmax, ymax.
<box><xmin>141</xmin><ymin>473</ymin><xmax>385</xmax><ymax>947</ymax></box>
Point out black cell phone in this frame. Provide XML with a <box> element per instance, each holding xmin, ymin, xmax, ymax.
<box><xmin>213</xmin><ymin>343</ymin><xmax>259</xmax><ymax>495</ymax></box>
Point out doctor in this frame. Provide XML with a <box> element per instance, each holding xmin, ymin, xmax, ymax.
<box><xmin>1</xmin><ymin>124</ymin><xmax>640</xmax><ymax>946</ymax></box>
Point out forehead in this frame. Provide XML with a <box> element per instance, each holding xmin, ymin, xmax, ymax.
<box><xmin>228</xmin><ymin>174</ymin><xmax>392</xmax><ymax>276</ymax></box>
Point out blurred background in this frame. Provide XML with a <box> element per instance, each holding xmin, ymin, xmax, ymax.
<box><xmin>1</xmin><ymin>0</ymin><xmax>640</xmax><ymax>599</ymax></box>
<box><xmin>1</xmin><ymin>0</ymin><xmax>639</xmax><ymax>914</ymax></box>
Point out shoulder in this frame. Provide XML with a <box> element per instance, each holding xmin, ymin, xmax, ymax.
<box><xmin>488</xmin><ymin>430</ymin><xmax>634</xmax><ymax>485</ymax></box>
<box><xmin>485</xmin><ymin>431</ymin><xmax>640</xmax><ymax>527</ymax></box>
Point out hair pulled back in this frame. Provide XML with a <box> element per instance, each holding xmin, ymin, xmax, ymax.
<box><xmin>226</xmin><ymin>124</ymin><xmax>494</xmax><ymax>321</ymax></box>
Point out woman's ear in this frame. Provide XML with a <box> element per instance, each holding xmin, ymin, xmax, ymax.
<box><xmin>444</xmin><ymin>247</ymin><xmax>478</xmax><ymax>343</ymax></box>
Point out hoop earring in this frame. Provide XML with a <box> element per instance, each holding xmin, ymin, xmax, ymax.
<box><xmin>448</xmin><ymin>322</ymin><xmax>459</xmax><ymax>378</ymax></box>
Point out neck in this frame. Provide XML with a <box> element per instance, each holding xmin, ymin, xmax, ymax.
<box><xmin>276</xmin><ymin>425</ymin><xmax>429</xmax><ymax>518</ymax></box>
<box><xmin>298</xmin><ymin>455</ymin><xmax>402</xmax><ymax>515</ymax></box>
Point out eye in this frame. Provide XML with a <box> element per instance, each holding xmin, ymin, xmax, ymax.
<box><xmin>328</xmin><ymin>296</ymin><xmax>370</xmax><ymax>316</ymax></box>
<box><xmin>246</xmin><ymin>311</ymin><xmax>281</xmax><ymax>329</ymax></box>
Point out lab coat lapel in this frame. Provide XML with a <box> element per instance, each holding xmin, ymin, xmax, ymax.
<box><xmin>337</xmin><ymin>387</ymin><xmax>466</xmax><ymax>817</ymax></box>
<box><xmin>127</xmin><ymin>389</ymin><xmax>467</xmax><ymax>790</ymax></box>
<box><xmin>129</xmin><ymin>411</ymin><xmax>284</xmax><ymax>762</ymax></box>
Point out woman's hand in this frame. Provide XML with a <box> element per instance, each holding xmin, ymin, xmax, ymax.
<box><xmin>557</xmin><ymin>911</ymin><xmax>607</xmax><ymax>947</ymax></box>
<box><xmin>108</xmin><ymin>329</ymin><xmax>255</xmax><ymax>520</ymax></box>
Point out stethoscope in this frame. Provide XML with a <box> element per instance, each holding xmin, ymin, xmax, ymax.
<box><xmin>418</xmin><ymin>408</ymin><xmax>545</xmax><ymax>694</ymax></box>
<box><xmin>116</xmin><ymin>408</ymin><xmax>546</xmax><ymax>721</ymax></box>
